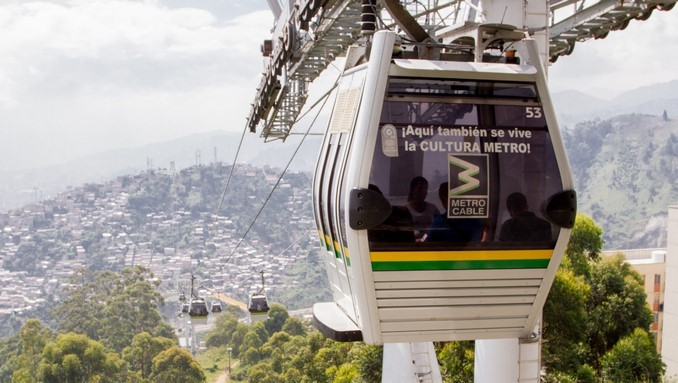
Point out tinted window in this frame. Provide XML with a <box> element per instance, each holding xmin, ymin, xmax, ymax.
<box><xmin>368</xmin><ymin>78</ymin><xmax>562</xmax><ymax>251</ymax></box>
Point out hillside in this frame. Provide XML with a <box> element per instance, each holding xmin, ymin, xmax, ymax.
<box><xmin>553</xmin><ymin>79</ymin><xmax>678</xmax><ymax>128</ymax></box>
<box><xmin>563</xmin><ymin>113</ymin><xmax>678</xmax><ymax>249</ymax></box>
<box><xmin>0</xmin><ymin>163</ymin><xmax>330</xmax><ymax>337</ymax></box>
<box><xmin>0</xmin><ymin>131</ymin><xmax>322</xmax><ymax>213</ymax></box>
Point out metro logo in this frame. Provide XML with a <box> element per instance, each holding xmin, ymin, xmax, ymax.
<box><xmin>448</xmin><ymin>154</ymin><xmax>489</xmax><ymax>218</ymax></box>
<box><xmin>449</xmin><ymin>156</ymin><xmax>480</xmax><ymax>196</ymax></box>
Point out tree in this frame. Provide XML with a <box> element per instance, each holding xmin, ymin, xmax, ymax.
<box><xmin>281</xmin><ymin>317</ymin><xmax>305</xmax><ymax>336</ymax></box>
<box><xmin>122</xmin><ymin>332</ymin><xmax>175</xmax><ymax>379</ymax></box>
<box><xmin>205</xmin><ymin>312</ymin><xmax>239</xmax><ymax>348</ymax></box>
<box><xmin>563</xmin><ymin>214</ymin><xmax>603</xmax><ymax>277</ymax></box>
<box><xmin>265</xmin><ymin>304</ymin><xmax>290</xmax><ymax>335</ymax></box>
<box><xmin>12</xmin><ymin>319</ymin><xmax>53</xmax><ymax>383</ymax></box>
<box><xmin>0</xmin><ymin>333</ymin><xmax>20</xmax><ymax>383</ymax></box>
<box><xmin>329</xmin><ymin>364</ymin><xmax>358</xmax><ymax>383</ymax></box>
<box><xmin>52</xmin><ymin>267</ymin><xmax>175</xmax><ymax>352</ymax></box>
<box><xmin>587</xmin><ymin>254</ymin><xmax>653</xmax><ymax>368</ymax></box>
<box><xmin>601</xmin><ymin>328</ymin><xmax>664</xmax><ymax>383</ymax></box>
<box><xmin>543</xmin><ymin>214</ymin><xmax>656</xmax><ymax>380</ymax></box>
<box><xmin>437</xmin><ymin>341</ymin><xmax>473</xmax><ymax>383</ymax></box>
<box><xmin>149</xmin><ymin>346</ymin><xmax>205</xmax><ymax>383</ymax></box>
<box><xmin>542</xmin><ymin>269</ymin><xmax>590</xmax><ymax>374</ymax></box>
<box><xmin>352</xmin><ymin>344</ymin><xmax>383</xmax><ymax>383</ymax></box>
<box><xmin>37</xmin><ymin>333</ymin><xmax>123</xmax><ymax>383</ymax></box>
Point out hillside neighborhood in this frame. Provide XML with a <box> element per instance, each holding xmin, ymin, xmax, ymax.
<box><xmin>0</xmin><ymin>164</ymin><xmax>319</xmax><ymax>322</ymax></box>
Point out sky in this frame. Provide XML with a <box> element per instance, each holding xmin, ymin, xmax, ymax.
<box><xmin>1</xmin><ymin>0</ymin><xmax>677</xmax><ymax>171</ymax></box>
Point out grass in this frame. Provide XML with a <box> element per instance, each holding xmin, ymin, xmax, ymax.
<box><xmin>196</xmin><ymin>346</ymin><xmax>234</xmax><ymax>383</ymax></box>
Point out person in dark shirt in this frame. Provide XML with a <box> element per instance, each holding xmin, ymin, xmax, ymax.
<box><xmin>425</xmin><ymin>182</ymin><xmax>482</xmax><ymax>243</ymax></box>
<box><xmin>499</xmin><ymin>192</ymin><xmax>552</xmax><ymax>241</ymax></box>
<box><xmin>367</xmin><ymin>184</ymin><xmax>415</xmax><ymax>243</ymax></box>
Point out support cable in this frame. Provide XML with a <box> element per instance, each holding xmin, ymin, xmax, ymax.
<box><xmin>221</xmin><ymin>80</ymin><xmax>338</xmax><ymax>265</ymax></box>
<box><xmin>215</xmin><ymin>126</ymin><xmax>248</xmax><ymax>218</ymax></box>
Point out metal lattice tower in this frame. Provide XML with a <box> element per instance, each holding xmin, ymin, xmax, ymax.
<box><xmin>247</xmin><ymin>0</ymin><xmax>676</xmax><ymax>141</ymax></box>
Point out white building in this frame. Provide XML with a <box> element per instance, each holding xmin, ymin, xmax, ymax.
<box><xmin>662</xmin><ymin>205</ymin><xmax>678</xmax><ymax>380</ymax></box>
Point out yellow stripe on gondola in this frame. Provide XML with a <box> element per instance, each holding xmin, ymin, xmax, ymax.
<box><xmin>370</xmin><ymin>249</ymin><xmax>552</xmax><ymax>262</ymax></box>
<box><xmin>369</xmin><ymin>249</ymin><xmax>552</xmax><ymax>271</ymax></box>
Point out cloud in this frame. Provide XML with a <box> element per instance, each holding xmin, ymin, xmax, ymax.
<box><xmin>0</xmin><ymin>1</ymin><xmax>272</xmax><ymax>101</ymax></box>
<box><xmin>549</xmin><ymin>9</ymin><xmax>678</xmax><ymax>95</ymax></box>
<box><xmin>0</xmin><ymin>0</ymin><xmax>273</xmax><ymax>169</ymax></box>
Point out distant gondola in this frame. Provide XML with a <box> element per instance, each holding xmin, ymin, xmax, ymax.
<box><xmin>248</xmin><ymin>271</ymin><xmax>270</xmax><ymax>322</ymax></box>
<box><xmin>189</xmin><ymin>298</ymin><xmax>209</xmax><ymax>317</ymax></box>
<box><xmin>211</xmin><ymin>301</ymin><xmax>223</xmax><ymax>313</ymax></box>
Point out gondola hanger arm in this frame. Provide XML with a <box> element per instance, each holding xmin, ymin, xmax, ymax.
<box><xmin>379</xmin><ymin>0</ymin><xmax>433</xmax><ymax>43</ymax></box>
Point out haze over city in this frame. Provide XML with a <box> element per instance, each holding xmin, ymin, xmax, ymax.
<box><xmin>0</xmin><ymin>0</ymin><xmax>676</xmax><ymax>171</ymax></box>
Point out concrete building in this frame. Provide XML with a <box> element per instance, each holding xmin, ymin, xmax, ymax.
<box><xmin>663</xmin><ymin>205</ymin><xmax>678</xmax><ymax>380</ymax></box>
<box><xmin>602</xmin><ymin>247</ymin><xmax>666</xmax><ymax>353</ymax></box>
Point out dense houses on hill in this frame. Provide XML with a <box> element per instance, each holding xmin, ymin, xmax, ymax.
<box><xmin>0</xmin><ymin>164</ymin><xmax>317</xmax><ymax>317</ymax></box>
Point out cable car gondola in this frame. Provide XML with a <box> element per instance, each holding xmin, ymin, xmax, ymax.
<box><xmin>248</xmin><ymin>271</ymin><xmax>270</xmax><ymax>323</ymax></box>
<box><xmin>211</xmin><ymin>301</ymin><xmax>223</xmax><ymax>313</ymax></box>
<box><xmin>182</xmin><ymin>275</ymin><xmax>208</xmax><ymax>324</ymax></box>
<box><xmin>189</xmin><ymin>298</ymin><xmax>209</xmax><ymax>317</ymax></box>
<box><xmin>312</xmin><ymin>30</ymin><xmax>576</xmax><ymax>345</ymax></box>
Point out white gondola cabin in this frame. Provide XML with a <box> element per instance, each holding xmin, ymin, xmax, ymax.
<box><xmin>312</xmin><ymin>30</ymin><xmax>576</xmax><ymax>345</ymax></box>
<box><xmin>211</xmin><ymin>301</ymin><xmax>223</xmax><ymax>313</ymax></box>
<box><xmin>248</xmin><ymin>271</ymin><xmax>270</xmax><ymax>323</ymax></box>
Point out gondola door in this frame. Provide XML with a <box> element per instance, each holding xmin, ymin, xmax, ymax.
<box><xmin>312</xmin><ymin>69</ymin><xmax>367</xmax><ymax>327</ymax></box>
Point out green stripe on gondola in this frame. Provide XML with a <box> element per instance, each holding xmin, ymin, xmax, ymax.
<box><xmin>371</xmin><ymin>259</ymin><xmax>550</xmax><ymax>271</ymax></box>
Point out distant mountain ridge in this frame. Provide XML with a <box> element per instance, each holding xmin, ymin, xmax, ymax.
<box><xmin>563</xmin><ymin>113</ymin><xmax>678</xmax><ymax>249</ymax></box>
<box><xmin>0</xmin><ymin>131</ymin><xmax>321</xmax><ymax>212</ymax></box>
<box><xmin>552</xmin><ymin>79</ymin><xmax>678</xmax><ymax>128</ymax></box>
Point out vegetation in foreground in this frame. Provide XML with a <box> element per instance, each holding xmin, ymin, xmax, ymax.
<box><xmin>0</xmin><ymin>267</ymin><xmax>205</xmax><ymax>383</ymax></box>
<box><xmin>0</xmin><ymin>214</ymin><xmax>666</xmax><ymax>383</ymax></box>
<box><xmin>200</xmin><ymin>214</ymin><xmax>664</xmax><ymax>383</ymax></box>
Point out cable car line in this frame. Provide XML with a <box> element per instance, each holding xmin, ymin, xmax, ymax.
<box><xmin>292</xmin><ymin>80</ymin><xmax>340</xmax><ymax>127</ymax></box>
<box><xmin>213</xmin><ymin>78</ymin><xmax>338</xmax><ymax>247</ymax></box>
<box><xmin>275</xmin><ymin>225</ymin><xmax>316</xmax><ymax>258</ymax></box>
<box><xmin>221</xmin><ymin>81</ymin><xmax>337</xmax><ymax>265</ymax></box>
<box><xmin>215</xmin><ymin>124</ymin><xmax>248</xmax><ymax>219</ymax></box>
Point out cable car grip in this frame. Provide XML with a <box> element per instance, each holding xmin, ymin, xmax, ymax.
<box><xmin>348</xmin><ymin>187</ymin><xmax>393</xmax><ymax>230</ymax></box>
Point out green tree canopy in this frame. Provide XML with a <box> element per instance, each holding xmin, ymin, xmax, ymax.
<box><xmin>37</xmin><ymin>333</ymin><xmax>123</xmax><ymax>383</ymax></box>
<box><xmin>281</xmin><ymin>317</ymin><xmax>306</xmax><ymax>336</ymax></box>
<box><xmin>563</xmin><ymin>214</ymin><xmax>603</xmax><ymax>277</ymax></box>
<box><xmin>601</xmin><ymin>328</ymin><xmax>664</xmax><ymax>383</ymax></box>
<box><xmin>587</xmin><ymin>254</ymin><xmax>653</xmax><ymax>367</ymax></box>
<box><xmin>265</xmin><ymin>304</ymin><xmax>289</xmax><ymax>335</ymax></box>
<box><xmin>149</xmin><ymin>346</ymin><xmax>205</xmax><ymax>383</ymax></box>
<box><xmin>122</xmin><ymin>332</ymin><xmax>175</xmax><ymax>379</ymax></box>
<box><xmin>542</xmin><ymin>268</ymin><xmax>590</xmax><ymax>374</ymax></box>
<box><xmin>12</xmin><ymin>319</ymin><xmax>54</xmax><ymax>383</ymax></box>
<box><xmin>52</xmin><ymin>266</ymin><xmax>176</xmax><ymax>352</ymax></box>
<box><xmin>542</xmin><ymin>214</ymin><xmax>657</xmax><ymax>381</ymax></box>
<box><xmin>436</xmin><ymin>341</ymin><xmax>474</xmax><ymax>383</ymax></box>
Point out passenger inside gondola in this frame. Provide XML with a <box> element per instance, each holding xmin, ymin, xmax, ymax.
<box><xmin>406</xmin><ymin>176</ymin><xmax>440</xmax><ymax>241</ymax></box>
<box><xmin>424</xmin><ymin>182</ymin><xmax>483</xmax><ymax>243</ymax></box>
<box><xmin>367</xmin><ymin>184</ymin><xmax>415</xmax><ymax>244</ymax></box>
<box><xmin>499</xmin><ymin>192</ymin><xmax>552</xmax><ymax>242</ymax></box>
